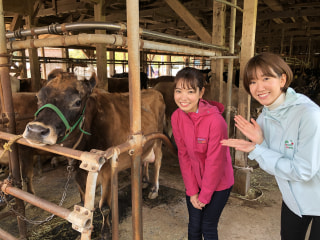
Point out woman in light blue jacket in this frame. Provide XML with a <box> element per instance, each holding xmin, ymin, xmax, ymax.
<box><xmin>221</xmin><ymin>52</ymin><xmax>320</xmax><ymax>240</ymax></box>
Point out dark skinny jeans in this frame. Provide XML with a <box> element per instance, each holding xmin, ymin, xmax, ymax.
<box><xmin>186</xmin><ymin>186</ymin><xmax>232</xmax><ymax>240</ymax></box>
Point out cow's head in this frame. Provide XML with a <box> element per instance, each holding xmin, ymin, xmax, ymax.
<box><xmin>23</xmin><ymin>70</ymin><xmax>96</xmax><ymax>146</ymax></box>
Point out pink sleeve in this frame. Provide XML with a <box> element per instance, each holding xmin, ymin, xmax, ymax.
<box><xmin>171</xmin><ymin>112</ymin><xmax>199</xmax><ymax>196</ymax></box>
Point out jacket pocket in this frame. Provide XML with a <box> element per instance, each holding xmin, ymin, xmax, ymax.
<box><xmin>195</xmin><ymin>137</ymin><xmax>208</xmax><ymax>153</ymax></box>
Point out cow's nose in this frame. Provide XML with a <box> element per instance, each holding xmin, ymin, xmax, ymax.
<box><xmin>27</xmin><ymin>124</ymin><xmax>50</xmax><ymax>137</ymax></box>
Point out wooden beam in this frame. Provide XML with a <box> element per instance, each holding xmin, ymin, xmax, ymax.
<box><xmin>235</xmin><ymin>0</ymin><xmax>258</xmax><ymax>195</ymax></box>
<box><xmin>262</xmin><ymin>0</ymin><xmax>284</xmax><ymax>25</ymax></box>
<box><xmin>9</xmin><ymin>13</ymin><xmax>23</xmax><ymax>31</ymax></box>
<box><xmin>263</xmin><ymin>0</ymin><xmax>283</xmax><ymax>11</ymax></box>
<box><xmin>164</xmin><ymin>0</ymin><xmax>211</xmax><ymax>43</ymax></box>
<box><xmin>258</xmin><ymin>21</ymin><xmax>319</xmax><ymax>31</ymax></box>
<box><xmin>37</xmin><ymin>1</ymin><xmax>86</xmax><ymax>17</ymax></box>
<box><xmin>94</xmin><ymin>0</ymin><xmax>107</xmax><ymax>89</ymax></box>
<box><xmin>258</xmin><ymin>8</ymin><xmax>320</xmax><ymax>21</ymax></box>
<box><xmin>211</xmin><ymin>1</ymin><xmax>225</xmax><ymax>103</ymax></box>
<box><xmin>302</xmin><ymin>16</ymin><xmax>309</xmax><ymax>22</ymax></box>
<box><xmin>24</xmin><ymin>15</ymin><xmax>41</xmax><ymax>91</ymax></box>
<box><xmin>257</xmin><ymin>29</ymin><xmax>320</xmax><ymax>38</ymax></box>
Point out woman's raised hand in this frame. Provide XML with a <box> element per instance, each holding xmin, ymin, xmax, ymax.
<box><xmin>234</xmin><ymin>115</ymin><xmax>264</xmax><ymax>144</ymax></box>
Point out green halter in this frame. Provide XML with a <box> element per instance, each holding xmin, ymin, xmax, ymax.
<box><xmin>34</xmin><ymin>103</ymin><xmax>91</xmax><ymax>143</ymax></box>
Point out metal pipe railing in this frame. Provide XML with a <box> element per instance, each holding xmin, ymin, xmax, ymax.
<box><xmin>0</xmin><ymin>131</ymin><xmax>104</xmax><ymax>165</ymax></box>
<box><xmin>0</xmin><ymin>227</ymin><xmax>18</xmax><ymax>240</ymax></box>
<box><xmin>5</xmin><ymin>22</ymin><xmax>228</xmax><ymax>52</ymax></box>
<box><xmin>0</xmin><ymin>129</ymin><xmax>174</xmax><ymax>239</ymax></box>
<box><xmin>0</xmin><ymin>182</ymin><xmax>92</xmax><ymax>229</ymax></box>
<box><xmin>7</xmin><ymin>33</ymin><xmax>232</xmax><ymax>59</ymax></box>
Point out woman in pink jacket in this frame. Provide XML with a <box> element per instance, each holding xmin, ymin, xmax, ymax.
<box><xmin>171</xmin><ymin>67</ymin><xmax>234</xmax><ymax>240</ymax></box>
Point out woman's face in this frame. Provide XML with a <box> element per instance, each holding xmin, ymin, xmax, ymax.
<box><xmin>174</xmin><ymin>79</ymin><xmax>204</xmax><ymax>113</ymax></box>
<box><xmin>249</xmin><ymin>68</ymin><xmax>286</xmax><ymax>106</ymax></box>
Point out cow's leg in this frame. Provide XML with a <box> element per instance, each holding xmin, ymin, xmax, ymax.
<box><xmin>74</xmin><ymin>167</ymin><xmax>87</xmax><ymax>203</ymax></box>
<box><xmin>99</xmin><ymin>167</ymin><xmax>112</xmax><ymax>239</ymax></box>
<box><xmin>142</xmin><ymin>147</ymin><xmax>156</xmax><ymax>189</ymax></box>
<box><xmin>142</xmin><ymin>162</ymin><xmax>149</xmax><ymax>189</ymax></box>
<box><xmin>148</xmin><ymin>140</ymin><xmax>162</xmax><ymax>199</ymax></box>
<box><xmin>19</xmin><ymin>146</ymin><xmax>35</xmax><ymax>194</ymax></box>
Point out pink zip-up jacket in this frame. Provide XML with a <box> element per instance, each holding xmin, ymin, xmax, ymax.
<box><xmin>171</xmin><ymin>99</ymin><xmax>234</xmax><ymax>204</ymax></box>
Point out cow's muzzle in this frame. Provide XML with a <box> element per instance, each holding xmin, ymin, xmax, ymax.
<box><xmin>23</xmin><ymin>122</ymin><xmax>57</xmax><ymax>145</ymax></box>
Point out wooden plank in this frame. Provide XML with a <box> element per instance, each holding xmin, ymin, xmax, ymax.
<box><xmin>164</xmin><ymin>0</ymin><xmax>211</xmax><ymax>43</ymax></box>
<box><xmin>258</xmin><ymin>8</ymin><xmax>320</xmax><ymax>21</ymax></box>
<box><xmin>3</xmin><ymin>0</ymin><xmax>36</xmax><ymax>15</ymax></box>
<box><xmin>258</xmin><ymin>21</ymin><xmax>319</xmax><ymax>30</ymax></box>
<box><xmin>235</xmin><ymin>0</ymin><xmax>258</xmax><ymax>195</ymax></box>
<box><xmin>210</xmin><ymin>1</ymin><xmax>225</xmax><ymax>103</ymax></box>
<box><xmin>9</xmin><ymin>13</ymin><xmax>23</xmax><ymax>32</ymax></box>
<box><xmin>94</xmin><ymin>0</ymin><xmax>107</xmax><ymax>89</ymax></box>
<box><xmin>263</xmin><ymin>0</ymin><xmax>283</xmax><ymax>11</ymax></box>
<box><xmin>37</xmin><ymin>1</ymin><xmax>86</xmax><ymax>16</ymax></box>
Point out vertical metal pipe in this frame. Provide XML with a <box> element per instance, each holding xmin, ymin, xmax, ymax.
<box><xmin>0</xmin><ymin>0</ymin><xmax>27</xmax><ymax>238</ymax></box>
<box><xmin>111</xmin><ymin>153</ymin><xmax>119</xmax><ymax>240</ymax></box>
<box><xmin>81</xmin><ymin>171</ymin><xmax>99</xmax><ymax>240</ymax></box>
<box><xmin>226</xmin><ymin>0</ymin><xmax>237</xmax><ymax>136</ymax></box>
<box><xmin>126</xmin><ymin>0</ymin><xmax>143</xmax><ymax>239</ymax></box>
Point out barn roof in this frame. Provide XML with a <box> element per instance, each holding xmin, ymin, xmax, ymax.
<box><xmin>2</xmin><ymin>0</ymin><xmax>320</xmax><ymax>59</ymax></box>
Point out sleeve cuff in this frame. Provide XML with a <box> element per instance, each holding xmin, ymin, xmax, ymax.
<box><xmin>248</xmin><ymin>140</ymin><xmax>268</xmax><ymax>160</ymax></box>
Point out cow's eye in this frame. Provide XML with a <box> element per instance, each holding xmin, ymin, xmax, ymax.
<box><xmin>75</xmin><ymin>100</ymin><xmax>81</xmax><ymax>107</ymax></box>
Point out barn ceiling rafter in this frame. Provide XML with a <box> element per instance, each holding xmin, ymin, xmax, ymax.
<box><xmin>2</xmin><ymin>0</ymin><xmax>320</xmax><ymax>59</ymax></box>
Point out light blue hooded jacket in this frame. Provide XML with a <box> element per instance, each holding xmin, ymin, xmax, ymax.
<box><xmin>248</xmin><ymin>87</ymin><xmax>320</xmax><ymax>217</ymax></box>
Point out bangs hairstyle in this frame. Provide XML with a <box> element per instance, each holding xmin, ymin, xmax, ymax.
<box><xmin>174</xmin><ymin>67</ymin><xmax>204</xmax><ymax>90</ymax></box>
<box><xmin>243</xmin><ymin>52</ymin><xmax>293</xmax><ymax>94</ymax></box>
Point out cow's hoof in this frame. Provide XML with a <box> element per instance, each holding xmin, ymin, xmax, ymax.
<box><xmin>142</xmin><ymin>177</ymin><xmax>149</xmax><ymax>189</ymax></box>
<box><xmin>148</xmin><ymin>191</ymin><xmax>158</xmax><ymax>199</ymax></box>
<box><xmin>142</xmin><ymin>182</ymin><xmax>149</xmax><ymax>189</ymax></box>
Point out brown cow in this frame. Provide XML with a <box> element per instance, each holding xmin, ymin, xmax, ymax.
<box><xmin>148</xmin><ymin>75</ymin><xmax>174</xmax><ymax>88</ymax></box>
<box><xmin>0</xmin><ymin>92</ymin><xmax>58</xmax><ymax>195</ymax></box>
<box><xmin>108</xmin><ymin>72</ymin><xmax>149</xmax><ymax>92</ymax></box>
<box><xmin>22</xmin><ymin>71</ymin><xmax>166</xmax><ymax>238</ymax></box>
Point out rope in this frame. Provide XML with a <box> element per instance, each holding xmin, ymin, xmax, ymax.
<box><xmin>0</xmin><ymin>135</ymin><xmax>23</xmax><ymax>160</ymax></box>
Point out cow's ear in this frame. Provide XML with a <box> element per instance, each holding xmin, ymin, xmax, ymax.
<box><xmin>48</xmin><ymin>68</ymin><xmax>63</xmax><ymax>81</ymax></box>
<box><xmin>86</xmin><ymin>72</ymin><xmax>97</xmax><ymax>91</ymax></box>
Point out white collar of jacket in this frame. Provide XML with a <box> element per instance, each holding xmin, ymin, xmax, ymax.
<box><xmin>265</xmin><ymin>92</ymin><xmax>286</xmax><ymax>110</ymax></box>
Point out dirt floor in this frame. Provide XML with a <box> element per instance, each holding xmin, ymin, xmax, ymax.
<box><xmin>0</xmin><ymin>145</ymin><xmax>286</xmax><ymax>240</ymax></box>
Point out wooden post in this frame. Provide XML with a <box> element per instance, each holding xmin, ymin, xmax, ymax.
<box><xmin>25</xmin><ymin>15</ymin><xmax>41</xmax><ymax>92</ymax></box>
<box><xmin>226</xmin><ymin>0</ymin><xmax>237</xmax><ymax>136</ymax></box>
<box><xmin>108</xmin><ymin>50</ymin><xmax>115</xmax><ymax>77</ymax></box>
<box><xmin>165</xmin><ymin>55</ymin><xmax>171</xmax><ymax>75</ymax></box>
<box><xmin>0</xmin><ymin>0</ymin><xmax>27</xmax><ymax>238</ymax></box>
<box><xmin>280</xmin><ymin>28</ymin><xmax>285</xmax><ymax>55</ymax></box>
<box><xmin>211</xmin><ymin>1</ymin><xmax>226</xmax><ymax>103</ymax></box>
<box><xmin>94</xmin><ymin>0</ymin><xmax>108</xmax><ymax>89</ymax></box>
<box><xmin>234</xmin><ymin>0</ymin><xmax>258</xmax><ymax>195</ymax></box>
<box><xmin>140</xmin><ymin>51</ymin><xmax>148</xmax><ymax>74</ymax></box>
<box><xmin>289</xmin><ymin>36</ymin><xmax>293</xmax><ymax>57</ymax></box>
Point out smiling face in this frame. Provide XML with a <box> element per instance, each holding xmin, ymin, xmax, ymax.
<box><xmin>174</xmin><ymin>79</ymin><xmax>204</xmax><ymax>113</ymax></box>
<box><xmin>249</xmin><ymin>68</ymin><xmax>286</xmax><ymax>106</ymax></box>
